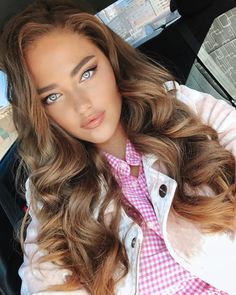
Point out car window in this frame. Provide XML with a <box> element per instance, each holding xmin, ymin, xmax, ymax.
<box><xmin>185</xmin><ymin>7</ymin><xmax>236</xmax><ymax>105</ymax></box>
<box><xmin>96</xmin><ymin>0</ymin><xmax>180</xmax><ymax>47</ymax></box>
<box><xmin>0</xmin><ymin>70</ymin><xmax>17</xmax><ymax>161</ymax></box>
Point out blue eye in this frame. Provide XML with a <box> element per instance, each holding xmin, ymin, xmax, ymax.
<box><xmin>80</xmin><ymin>66</ymin><xmax>97</xmax><ymax>82</ymax></box>
<box><xmin>43</xmin><ymin>93</ymin><xmax>61</xmax><ymax>105</ymax></box>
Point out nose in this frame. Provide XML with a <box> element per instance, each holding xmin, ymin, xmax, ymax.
<box><xmin>70</xmin><ymin>88</ymin><xmax>92</xmax><ymax>115</ymax></box>
<box><xmin>78</xmin><ymin>101</ymin><xmax>92</xmax><ymax>115</ymax></box>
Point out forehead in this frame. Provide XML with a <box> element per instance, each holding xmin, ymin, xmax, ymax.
<box><xmin>24</xmin><ymin>30</ymin><xmax>103</xmax><ymax>85</ymax></box>
<box><xmin>25</xmin><ymin>30</ymin><xmax>100</xmax><ymax>60</ymax></box>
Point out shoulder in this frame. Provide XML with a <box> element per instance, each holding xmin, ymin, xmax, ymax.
<box><xmin>164</xmin><ymin>81</ymin><xmax>234</xmax><ymax>119</ymax></box>
<box><xmin>25</xmin><ymin>178</ymin><xmax>31</xmax><ymax>207</ymax></box>
<box><xmin>24</xmin><ymin>178</ymin><xmax>43</xmax><ymax>214</ymax></box>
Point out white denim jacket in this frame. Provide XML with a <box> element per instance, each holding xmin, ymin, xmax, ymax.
<box><xmin>19</xmin><ymin>84</ymin><xmax>236</xmax><ymax>295</ymax></box>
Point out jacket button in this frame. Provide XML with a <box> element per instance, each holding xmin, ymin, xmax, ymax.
<box><xmin>159</xmin><ymin>184</ymin><xmax>167</xmax><ymax>198</ymax></box>
<box><xmin>131</xmin><ymin>237</ymin><xmax>137</xmax><ymax>248</ymax></box>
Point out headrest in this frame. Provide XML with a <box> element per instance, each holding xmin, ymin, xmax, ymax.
<box><xmin>170</xmin><ymin>0</ymin><xmax>214</xmax><ymax>16</ymax></box>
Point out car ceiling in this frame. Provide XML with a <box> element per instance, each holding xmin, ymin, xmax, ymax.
<box><xmin>0</xmin><ymin>0</ymin><xmax>116</xmax><ymax>32</ymax></box>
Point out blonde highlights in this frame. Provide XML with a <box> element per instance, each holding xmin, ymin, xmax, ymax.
<box><xmin>0</xmin><ymin>1</ymin><xmax>235</xmax><ymax>294</ymax></box>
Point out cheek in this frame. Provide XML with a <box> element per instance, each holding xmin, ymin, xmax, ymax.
<box><xmin>93</xmin><ymin>82</ymin><xmax>119</xmax><ymax>107</ymax></box>
<box><xmin>47</xmin><ymin>109</ymin><xmax>76</xmax><ymax>132</ymax></box>
<box><xmin>98</xmin><ymin>64</ymin><xmax>119</xmax><ymax>95</ymax></box>
<box><xmin>104</xmin><ymin>78</ymin><xmax>121</xmax><ymax>106</ymax></box>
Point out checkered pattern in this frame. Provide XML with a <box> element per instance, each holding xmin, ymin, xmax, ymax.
<box><xmin>104</xmin><ymin>141</ymin><xmax>227</xmax><ymax>295</ymax></box>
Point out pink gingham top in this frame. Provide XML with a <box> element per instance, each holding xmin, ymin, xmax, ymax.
<box><xmin>104</xmin><ymin>140</ymin><xmax>227</xmax><ymax>295</ymax></box>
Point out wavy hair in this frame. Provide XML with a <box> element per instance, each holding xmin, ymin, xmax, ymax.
<box><xmin>0</xmin><ymin>0</ymin><xmax>235</xmax><ymax>294</ymax></box>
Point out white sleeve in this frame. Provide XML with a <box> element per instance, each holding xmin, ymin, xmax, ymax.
<box><xmin>19</xmin><ymin>179</ymin><xmax>89</xmax><ymax>295</ymax></box>
<box><xmin>175</xmin><ymin>83</ymin><xmax>236</xmax><ymax>158</ymax></box>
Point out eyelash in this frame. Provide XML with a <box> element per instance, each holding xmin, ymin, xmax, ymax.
<box><xmin>42</xmin><ymin>65</ymin><xmax>97</xmax><ymax>105</ymax></box>
<box><xmin>42</xmin><ymin>93</ymin><xmax>61</xmax><ymax>105</ymax></box>
<box><xmin>81</xmin><ymin>66</ymin><xmax>97</xmax><ymax>82</ymax></box>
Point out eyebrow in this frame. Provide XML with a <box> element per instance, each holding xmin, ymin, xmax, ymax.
<box><xmin>37</xmin><ymin>55</ymin><xmax>95</xmax><ymax>95</ymax></box>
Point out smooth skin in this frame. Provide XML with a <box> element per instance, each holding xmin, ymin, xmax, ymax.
<box><xmin>25</xmin><ymin>30</ymin><xmax>127</xmax><ymax>159</ymax></box>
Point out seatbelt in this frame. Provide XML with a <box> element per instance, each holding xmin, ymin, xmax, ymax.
<box><xmin>177</xmin><ymin>21</ymin><xmax>236</xmax><ymax>107</ymax></box>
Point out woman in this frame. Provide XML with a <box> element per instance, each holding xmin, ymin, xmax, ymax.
<box><xmin>0</xmin><ymin>1</ymin><xmax>236</xmax><ymax>294</ymax></box>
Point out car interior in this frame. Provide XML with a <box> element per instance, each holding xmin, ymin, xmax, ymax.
<box><xmin>0</xmin><ymin>0</ymin><xmax>235</xmax><ymax>294</ymax></box>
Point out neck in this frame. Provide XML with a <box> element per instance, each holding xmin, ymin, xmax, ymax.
<box><xmin>96</xmin><ymin>124</ymin><xmax>127</xmax><ymax>159</ymax></box>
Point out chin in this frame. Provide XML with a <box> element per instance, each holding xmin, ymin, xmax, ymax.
<box><xmin>91</xmin><ymin>132</ymin><xmax>115</xmax><ymax>146</ymax></box>
<box><xmin>92</xmin><ymin>136</ymin><xmax>112</xmax><ymax>145</ymax></box>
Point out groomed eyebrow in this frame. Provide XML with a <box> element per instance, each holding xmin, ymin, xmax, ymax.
<box><xmin>37</xmin><ymin>55</ymin><xmax>95</xmax><ymax>95</ymax></box>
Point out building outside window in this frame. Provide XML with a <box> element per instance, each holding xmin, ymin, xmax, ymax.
<box><xmin>0</xmin><ymin>71</ymin><xmax>17</xmax><ymax>160</ymax></box>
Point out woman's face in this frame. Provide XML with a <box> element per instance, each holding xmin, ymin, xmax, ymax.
<box><xmin>25</xmin><ymin>30</ymin><xmax>123</xmax><ymax>150</ymax></box>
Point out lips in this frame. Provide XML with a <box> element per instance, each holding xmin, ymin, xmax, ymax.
<box><xmin>81</xmin><ymin>111</ymin><xmax>105</xmax><ymax>129</ymax></box>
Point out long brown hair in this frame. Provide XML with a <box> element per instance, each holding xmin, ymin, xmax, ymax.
<box><xmin>0</xmin><ymin>0</ymin><xmax>235</xmax><ymax>294</ymax></box>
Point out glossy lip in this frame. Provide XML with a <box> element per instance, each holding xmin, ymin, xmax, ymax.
<box><xmin>81</xmin><ymin>111</ymin><xmax>105</xmax><ymax>129</ymax></box>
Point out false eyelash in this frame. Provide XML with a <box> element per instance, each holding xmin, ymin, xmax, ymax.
<box><xmin>82</xmin><ymin>65</ymin><xmax>98</xmax><ymax>78</ymax></box>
